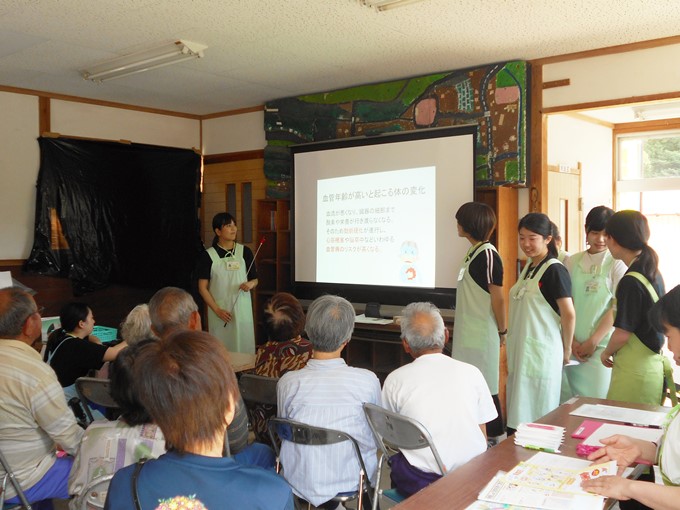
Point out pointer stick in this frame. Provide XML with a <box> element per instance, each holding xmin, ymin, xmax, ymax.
<box><xmin>224</xmin><ymin>236</ymin><xmax>266</xmax><ymax>326</ymax></box>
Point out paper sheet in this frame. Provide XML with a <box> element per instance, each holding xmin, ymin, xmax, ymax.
<box><xmin>354</xmin><ymin>313</ymin><xmax>393</xmax><ymax>325</ymax></box>
<box><xmin>0</xmin><ymin>271</ymin><xmax>12</xmax><ymax>288</ymax></box>
<box><xmin>581</xmin><ymin>423</ymin><xmax>663</xmax><ymax>448</ymax></box>
<box><xmin>570</xmin><ymin>404</ymin><xmax>669</xmax><ymax>427</ymax></box>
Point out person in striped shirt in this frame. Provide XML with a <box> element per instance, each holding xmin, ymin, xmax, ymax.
<box><xmin>0</xmin><ymin>287</ymin><xmax>83</xmax><ymax>507</ymax></box>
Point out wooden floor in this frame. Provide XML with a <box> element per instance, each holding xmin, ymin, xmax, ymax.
<box><xmin>1</xmin><ymin>264</ymin><xmax>159</xmax><ymax>328</ymax></box>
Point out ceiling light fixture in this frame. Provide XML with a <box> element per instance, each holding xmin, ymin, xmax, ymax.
<box><xmin>81</xmin><ymin>40</ymin><xmax>207</xmax><ymax>83</ymax></box>
<box><xmin>360</xmin><ymin>0</ymin><xmax>426</xmax><ymax>12</ymax></box>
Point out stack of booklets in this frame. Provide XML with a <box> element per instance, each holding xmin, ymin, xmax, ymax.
<box><xmin>514</xmin><ymin>423</ymin><xmax>565</xmax><ymax>453</ymax></box>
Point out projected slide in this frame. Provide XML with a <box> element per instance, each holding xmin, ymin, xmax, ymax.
<box><xmin>316</xmin><ymin>166</ymin><xmax>436</xmax><ymax>287</ymax></box>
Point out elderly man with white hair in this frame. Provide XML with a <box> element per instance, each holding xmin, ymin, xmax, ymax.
<box><xmin>382</xmin><ymin>302</ymin><xmax>497</xmax><ymax>497</ymax></box>
<box><xmin>277</xmin><ymin>294</ymin><xmax>381</xmax><ymax>509</ymax></box>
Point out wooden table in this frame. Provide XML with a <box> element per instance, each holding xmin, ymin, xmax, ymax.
<box><xmin>228</xmin><ymin>351</ymin><xmax>256</xmax><ymax>373</ymax></box>
<box><xmin>394</xmin><ymin>397</ymin><xmax>667</xmax><ymax>509</ymax></box>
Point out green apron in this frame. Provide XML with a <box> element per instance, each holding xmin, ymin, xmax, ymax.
<box><xmin>561</xmin><ymin>250</ymin><xmax>615</xmax><ymax>400</ymax></box>
<box><xmin>659</xmin><ymin>404</ymin><xmax>680</xmax><ymax>486</ymax></box>
<box><xmin>206</xmin><ymin>244</ymin><xmax>255</xmax><ymax>354</ymax></box>
<box><xmin>507</xmin><ymin>258</ymin><xmax>563</xmax><ymax>430</ymax></box>
<box><xmin>451</xmin><ymin>242</ymin><xmax>500</xmax><ymax>394</ymax></box>
<box><xmin>606</xmin><ymin>272</ymin><xmax>674</xmax><ymax>406</ymax></box>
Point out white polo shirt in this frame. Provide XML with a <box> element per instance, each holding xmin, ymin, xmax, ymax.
<box><xmin>382</xmin><ymin>353</ymin><xmax>497</xmax><ymax>474</ymax></box>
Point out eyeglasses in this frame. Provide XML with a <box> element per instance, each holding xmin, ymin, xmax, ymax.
<box><xmin>36</xmin><ymin>306</ymin><xmax>45</xmax><ymax>317</ymax></box>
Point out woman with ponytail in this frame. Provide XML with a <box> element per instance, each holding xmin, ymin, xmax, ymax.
<box><xmin>506</xmin><ymin>213</ymin><xmax>575</xmax><ymax>431</ymax></box>
<box><xmin>601</xmin><ymin>210</ymin><xmax>671</xmax><ymax>406</ymax></box>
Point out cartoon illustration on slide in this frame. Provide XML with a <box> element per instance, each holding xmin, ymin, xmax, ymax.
<box><xmin>399</xmin><ymin>240</ymin><xmax>420</xmax><ymax>284</ymax></box>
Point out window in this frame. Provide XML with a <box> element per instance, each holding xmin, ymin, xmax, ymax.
<box><xmin>616</xmin><ymin>130</ymin><xmax>680</xmax><ymax>292</ymax></box>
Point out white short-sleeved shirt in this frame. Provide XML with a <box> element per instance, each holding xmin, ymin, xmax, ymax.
<box><xmin>382</xmin><ymin>353</ymin><xmax>497</xmax><ymax>474</ymax></box>
<box><xmin>565</xmin><ymin>249</ymin><xmax>627</xmax><ymax>291</ymax></box>
<box><xmin>661</xmin><ymin>411</ymin><xmax>680</xmax><ymax>484</ymax></box>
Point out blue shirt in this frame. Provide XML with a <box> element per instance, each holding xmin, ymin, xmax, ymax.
<box><xmin>104</xmin><ymin>451</ymin><xmax>293</xmax><ymax>510</ymax></box>
<box><xmin>277</xmin><ymin>358</ymin><xmax>381</xmax><ymax>506</ymax></box>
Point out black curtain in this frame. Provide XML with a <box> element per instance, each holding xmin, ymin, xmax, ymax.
<box><xmin>25</xmin><ymin>137</ymin><xmax>203</xmax><ymax>294</ymax></box>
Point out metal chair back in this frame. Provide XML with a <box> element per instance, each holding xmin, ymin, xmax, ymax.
<box><xmin>363</xmin><ymin>403</ymin><xmax>446</xmax><ymax>510</ymax></box>
<box><xmin>0</xmin><ymin>448</ymin><xmax>32</xmax><ymax>509</ymax></box>
<box><xmin>75</xmin><ymin>377</ymin><xmax>119</xmax><ymax>424</ymax></box>
<box><xmin>237</xmin><ymin>374</ymin><xmax>279</xmax><ymax>406</ymax></box>
<box><xmin>76</xmin><ymin>473</ymin><xmax>114</xmax><ymax>510</ymax></box>
<box><xmin>268</xmin><ymin>417</ymin><xmax>371</xmax><ymax>510</ymax></box>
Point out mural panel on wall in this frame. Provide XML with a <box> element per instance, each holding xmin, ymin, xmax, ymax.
<box><xmin>264</xmin><ymin>60</ymin><xmax>528</xmax><ymax>198</ymax></box>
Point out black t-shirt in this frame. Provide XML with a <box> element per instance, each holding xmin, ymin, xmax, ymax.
<box><xmin>613</xmin><ymin>261</ymin><xmax>665</xmax><ymax>353</ymax></box>
<box><xmin>468</xmin><ymin>245</ymin><xmax>504</xmax><ymax>293</ymax></box>
<box><xmin>44</xmin><ymin>329</ymin><xmax>108</xmax><ymax>387</ymax></box>
<box><xmin>196</xmin><ymin>243</ymin><xmax>258</xmax><ymax>281</ymax></box>
<box><xmin>524</xmin><ymin>255</ymin><xmax>572</xmax><ymax>315</ymax></box>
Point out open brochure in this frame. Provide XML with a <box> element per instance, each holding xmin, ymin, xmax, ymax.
<box><xmin>474</xmin><ymin>452</ymin><xmax>614</xmax><ymax>510</ymax></box>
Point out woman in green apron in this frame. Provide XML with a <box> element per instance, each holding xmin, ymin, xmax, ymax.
<box><xmin>601</xmin><ymin>210</ymin><xmax>669</xmax><ymax>406</ymax></box>
<box><xmin>451</xmin><ymin>202</ymin><xmax>507</xmax><ymax>438</ymax></box>
<box><xmin>582</xmin><ymin>285</ymin><xmax>680</xmax><ymax>509</ymax></box>
<box><xmin>562</xmin><ymin>206</ymin><xmax>627</xmax><ymax>400</ymax></box>
<box><xmin>197</xmin><ymin>212</ymin><xmax>258</xmax><ymax>354</ymax></box>
<box><xmin>506</xmin><ymin>213</ymin><xmax>575</xmax><ymax>431</ymax></box>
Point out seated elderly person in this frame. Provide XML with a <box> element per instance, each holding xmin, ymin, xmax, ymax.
<box><xmin>255</xmin><ymin>292</ymin><xmax>312</xmax><ymax>376</ymax></box>
<box><xmin>119</xmin><ymin>303</ymin><xmax>155</xmax><ymax>345</ymax></box>
<box><xmin>148</xmin><ymin>286</ymin><xmax>274</xmax><ymax>468</ymax></box>
<box><xmin>253</xmin><ymin>292</ymin><xmax>312</xmax><ymax>443</ymax></box>
<box><xmin>0</xmin><ymin>288</ymin><xmax>83</xmax><ymax>508</ymax></box>
<box><xmin>277</xmin><ymin>294</ymin><xmax>381</xmax><ymax>508</ymax></box>
<box><xmin>68</xmin><ymin>340</ymin><xmax>165</xmax><ymax>509</ymax></box>
<box><xmin>104</xmin><ymin>330</ymin><xmax>293</xmax><ymax>510</ymax></box>
<box><xmin>382</xmin><ymin>302</ymin><xmax>497</xmax><ymax>496</ymax></box>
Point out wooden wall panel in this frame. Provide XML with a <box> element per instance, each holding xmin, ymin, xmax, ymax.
<box><xmin>201</xmin><ymin>157</ymin><xmax>266</xmax><ymax>251</ymax></box>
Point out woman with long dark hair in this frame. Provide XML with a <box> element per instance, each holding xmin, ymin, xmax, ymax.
<box><xmin>562</xmin><ymin>206</ymin><xmax>627</xmax><ymax>399</ymax></box>
<box><xmin>506</xmin><ymin>213</ymin><xmax>575</xmax><ymax>431</ymax></box>
<box><xmin>601</xmin><ymin>210</ymin><xmax>671</xmax><ymax>405</ymax></box>
<box><xmin>582</xmin><ymin>285</ymin><xmax>680</xmax><ymax>508</ymax></box>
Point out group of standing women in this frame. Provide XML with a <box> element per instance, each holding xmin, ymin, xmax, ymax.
<box><xmin>452</xmin><ymin>202</ymin><xmax>671</xmax><ymax>436</ymax></box>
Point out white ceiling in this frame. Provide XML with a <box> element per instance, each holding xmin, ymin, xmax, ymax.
<box><xmin>1</xmin><ymin>0</ymin><xmax>680</xmax><ymax>116</ymax></box>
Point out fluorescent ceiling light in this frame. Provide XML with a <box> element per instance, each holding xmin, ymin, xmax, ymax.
<box><xmin>361</xmin><ymin>0</ymin><xmax>426</xmax><ymax>11</ymax></box>
<box><xmin>81</xmin><ymin>40</ymin><xmax>207</xmax><ymax>83</ymax></box>
<box><xmin>633</xmin><ymin>103</ymin><xmax>680</xmax><ymax>121</ymax></box>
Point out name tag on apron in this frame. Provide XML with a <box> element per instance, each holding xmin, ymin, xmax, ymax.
<box><xmin>585</xmin><ymin>279</ymin><xmax>600</xmax><ymax>294</ymax></box>
<box><xmin>226</xmin><ymin>260</ymin><xmax>241</xmax><ymax>271</ymax></box>
<box><xmin>514</xmin><ymin>286</ymin><xmax>527</xmax><ymax>300</ymax></box>
<box><xmin>458</xmin><ymin>267</ymin><xmax>466</xmax><ymax>281</ymax></box>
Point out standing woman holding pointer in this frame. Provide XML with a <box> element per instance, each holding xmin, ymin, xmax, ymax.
<box><xmin>198</xmin><ymin>212</ymin><xmax>258</xmax><ymax>354</ymax></box>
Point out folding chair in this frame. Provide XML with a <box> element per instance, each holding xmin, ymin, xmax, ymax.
<box><xmin>74</xmin><ymin>473</ymin><xmax>114</xmax><ymax>510</ymax></box>
<box><xmin>74</xmin><ymin>377</ymin><xmax>119</xmax><ymax>425</ymax></box>
<box><xmin>363</xmin><ymin>403</ymin><xmax>447</xmax><ymax>510</ymax></box>
<box><xmin>0</xmin><ymin>447</ymin><xmax>32</xmax><ymax>510</ymax></box>
<box><xmin>268</xmin><ymin>417</ymin><xmax>372</xmax><ymax>510</ymax></box>
<box><xmin>237</xmin><ymin>374</ymin><xmax>279</xmax><ymax>444</ymax></box>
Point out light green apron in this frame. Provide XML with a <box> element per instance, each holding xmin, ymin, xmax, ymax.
<box><xmin>507</xmin><ymin>258</ymin><xmax>563</xmax><ymax>430</ymax></box>
<box><xmin>561</xmin><ymin>250</ymin><xmax>615</xmax><ymax>400</ymax></box>
<box><xmin>451</xmin><ymin>242</ymin><xmax>500</xmax><ymax>394</ymax></box>
<box><xmin>659</xmin><ymin>405</ymin><xmax>680</xmax><ymax>486</ymax></box>
<box><xmin>606</xmin><ymin>272</ymin><xmax>674</xmax><ymax>406</ymax></box>
<box><xmin>206</xmin><ymin>244</ymin><xmax>255</xmax><ymax>354</ymax></box>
